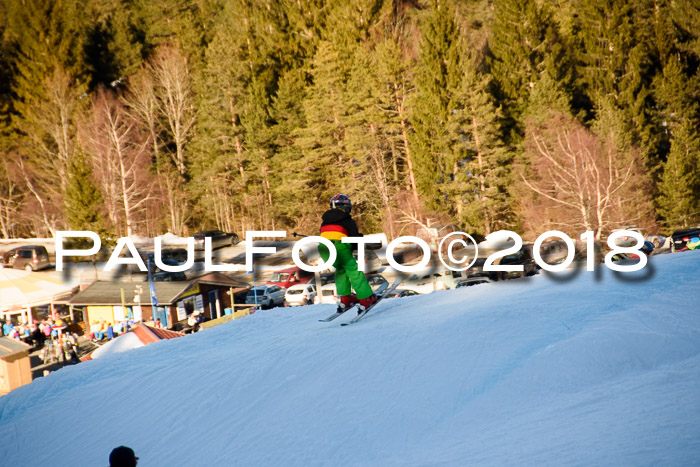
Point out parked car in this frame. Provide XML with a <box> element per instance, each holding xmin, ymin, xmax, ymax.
<box><xmin>610</xmin><ymin>227</ymin><xmax>665</xmax><ymax>249</ymax></box>
<box><xmin>266</xmin><ymin>266</ymin><xmax>314</xmax><ymax>289</ymax></box>
<box><xmin>317</xmin><ymin>283</ymin><xmax>338</xmax><ymax>305</ymax></box>
<box><xmin>456</xmin><ymin>277</ymin><xmax>492</xmax><ymax>287</ymax></box>
<box><xmin>536</xmin><ymin>240</ymin><xmax>571</xmax><ymax>268</ymax></box>
<box><xmin>245</xmin><ymin>285</ymin><xmax>285</xmax><ymax>309</ymax></box>
<box><xmin>310</xmin><ymin>273</ymin><xmax>335</xmax><ymax>287</ymax></box>
<box><xmin>400</xmin><ymin>269</ymin><xmax>456</xmax><ymax>294</ymax></box>
<box><xmin>0</xmin><ymin>245</ymin><xmax>51</xmax><ymax>271</ymax></box>
<box><xmin>151</xmin><ymin>259</ymin><xmax>187</xmax><ymax>281</ymax></box>
<box><xmin>193</xmin><ymin>230</ymin><xmax>239</xmax><ymax>250</ymax></box>
<box><xmin>460</xmin><ymin>258</ymin><xmax>491</xmax><ymax>280</ymax></box>
<box><xmin>158</xmin><ymin>248</ymin><xmax>190</xmax><ymax>263</ymax></box>
<box><xmin>670</xmin><ymin>227</ymin><xmax>700</xmax><ymax>252</ymax></box>
<box><xmin>0</xmin><ymin>248</ymin><xmax>16</xmax><ymax>268</ymax></box>
<box><xmin>355</xmin><ymin>250</ymin><xmax>382</xmax><ymax>273</ymax></box>
<box><xmin>366</xmin><ymin>274</ymin><xmax>388</xmax><ymax>292</ymax></box>
<box><xmin>385</xmin><ymin>288</ymin><xmax>419</xmax><ymax>299</ymax></box>
<box><xmin>133</xmin><ymin>257</ymin><xmax>187</xmax><ymax>282</ymax></box>
<box><xmin>610</xmin><ymin>227</ymin><xmax>643</xmax><ymax>248</ymax></box>
<box><xmin>495</xmin><ymin>245</ymin><xmax>537</xmax><ymax>280</ymax></box>
<box><xmin>284</xmin><ymin>283</ymin><xmax>317</xmax><ymax>307</ymax></box>
<box><xmin>449</xmin><ymin>255</ymin><xmax>513</xmax><ymax>283</ymax></box>
<box><xmin>646</xmin><ymin>234</ymin><xmax>666</xmax><ymax>249</ymax></box>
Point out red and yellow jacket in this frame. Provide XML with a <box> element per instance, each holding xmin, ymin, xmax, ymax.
<box><xmin>320</xmin><ymin>208</ymin><xmax>360</xmax><ymax>242</ymax></box>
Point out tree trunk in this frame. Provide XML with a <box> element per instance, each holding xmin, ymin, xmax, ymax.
<box><xmin>395</xmin><ymin>82</ymin><xmax>419</xmax><ymax>206</ymax></box>
<box><xmin>469</xmin><ymin>99</ymin><xmax>491</xmax><ymax>235</ymax></box>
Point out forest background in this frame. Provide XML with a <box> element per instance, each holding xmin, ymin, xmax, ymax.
<box><xmin>0</xmin><ymin>0</ymin><xmax>698</xmax><ymax>243</ymax></box>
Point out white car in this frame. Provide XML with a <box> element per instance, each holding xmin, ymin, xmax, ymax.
<box><xmin>400</xmin><ymin>269</ymin><xmax>457</xmax><ymax>294</ymax></box>
<box><xmin>356</xmin><ymin>250</ymin><xmax>382</xmax><ymax>274</ymax></box>
<box><xmin>244</xmin><ymin>285</ymin><xmax>286</xmax><ymax>309</ymax></box>
<box><xmin>317</xmin><ymin>283</ymin><xmax>338</xmax><ymax>305</ymax></box>
<box><xmin>284</xmin><ymin>284</ymin><xmax>316</xmax><ymax>307</ymax></box>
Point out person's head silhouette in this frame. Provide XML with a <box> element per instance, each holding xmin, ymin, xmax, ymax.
<box><xmin>109</xmin><ymin>446</ymin><xmax>139</xmax><ymax>467</ymax></box>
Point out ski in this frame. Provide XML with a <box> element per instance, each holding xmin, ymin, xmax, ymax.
<box><xmin>318</xmin><ymin>306</ymin><xmax>356</xmax><ymax>322</ymax></box>
<box><xmin>318</xmin><ymin>279</ymin><xmax>392</xmax><ymax>322</ymax></box>
<box><xmin>341</xmin><ymin>276</ymin><xmax>403</xmax><ymax>326</ymax></box>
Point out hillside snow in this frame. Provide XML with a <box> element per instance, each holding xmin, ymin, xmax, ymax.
<box><xmin>1</xmin><ymin>252</ymin><xmax>699</xmax><ymax>466</ymax></box>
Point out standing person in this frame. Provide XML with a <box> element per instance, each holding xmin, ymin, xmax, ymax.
<box><xmin>31</xmin><ymin>324</ymin><xmax>46</xmax><ymax>351</ymax></box>
<box><xmin>319</xmin><ymin>194</ymin><xmax>377</xmax><ymax>314</ymax></box>
<box><xmin>109</xmin><ymin>446</ymin><xmax>139</xmax><ymax>467</ymax></box>
<box><xmin>188</xmin><ymin>311</ymin><xmax>199</xmax><ymax>332</ymax></box>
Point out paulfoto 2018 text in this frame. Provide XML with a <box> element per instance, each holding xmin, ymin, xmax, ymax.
<box><xmin>54</xmin><ymin>229</ymin><xmax>648</xmax><ymax>274</ymax></box>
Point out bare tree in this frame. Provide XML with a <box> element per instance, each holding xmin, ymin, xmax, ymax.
<box><xmin>149</xmin><ymin>45</ymin><xmax>196</xmax><ymax>178</ymax></box>
<box><xmin>0</xmin><ymin>154</ymin><xmax>24</xmax><ymax>238</ymax></box>
<box><xmin>80</xmin><ymin>88</ymin><xmax>153</xmax><ymax>237</ymax></box>
<box><xmin>17</xmin><ymin>65</ymin><xmax>86</xmax><ymax>234</ymax></box>
<box><xmin>519</xmin><ymin>113</ymin><xmax>652</xmax><ymax>239</ymax></box>
<box><xmin>123</xmin><ymin>46</ymin><xmax>194</xmax><ymax>235</ymax></box>
<box><xmin>124</xmin><ymin>65</ymin><xmax>187</xmax><ymax>236</ymax></box>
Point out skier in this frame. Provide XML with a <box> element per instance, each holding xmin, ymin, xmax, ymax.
<box><xmin>319</xmin><ymin>194</ymin><xmax>378</xmax><ymax>314</ymax></box>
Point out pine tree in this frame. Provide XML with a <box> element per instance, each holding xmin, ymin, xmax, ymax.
<box><xmin>65</xmin><ymin>150</ymin><xmax>108</xmax><ymax>234</ymax></box>
<box><xmin>656</xmin><ymin>119</ymin><xmax>700</xmax><ymax>230</ymax></box>
<box><xmin>372</xmin><ymin>37</ymin><xmax>419</xmax><ymax>209</ymax></box>
<box><xmin>5</xmin><ymin>0</ymin><xmax>90</xmax><ymax>119</ymax></box>
<box><xmin>294</xmin><ymin>40</ymin><xmax>351</xmax><ymax>201</ymax></box>
<box><xmin>267</xmin><ymin>68</ymin><xmax>311</xmax><ymax>229</ymax></box>
<box><xmin>83</xmin><ymin>0</ymin><xmax>144</xmax><ymax>86</ymax></box>
<box><xmin>669</xmin><ymin>0</ymin><xmax>700</xmax><ymax>60</ymax></box>
<box><xmin>322</xmin><ymin>0</ymin><xmax>384</xmax><ymax>46</ymax></box>
<box><xmin>341</xmin><ymin>43</ymin><xmax>400</xmax><ymax>234</ymax></box>
<box><xmin>191</xmin><ymin>0</ymin><xmax>313</xmax><ymax>231</ymax></box>
<box><xmin>654</xmin><ymin>58</ymin><xmax>700</xmax><ymax>149</ymax></box>
<box><xmin>409</xmin><ymin>0</ymin><xmax>463</xmax><ymax>210</ymax></box>
<box><xmin>652</xmin><ymin>30</ymin><xmax>700</xmax><ymax>229</ymax></box>
<box><xmin>577</xmin><ymin>0</ymin><xmax>659</xmax><ymax>171</ymax></box>
<box><xmin>488</xmin><ymin>0</ymin><xmax>572</xmax><ymax>124</ymax></box>
<box><xmin>130</xmin><ymin>0</ymin><xmax>223</xmax><ymax>58</ymax></box>
<box><xmin>450</xmin><ymin>56</ymin><xmax>515</xmax><ymax>235</ymax></box>
<box><xmin>3</xmin><ymin>1</ymin><xmax>92</xmax><ymax>232</ymax></box>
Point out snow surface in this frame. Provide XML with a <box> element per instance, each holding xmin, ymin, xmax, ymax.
<box><xmin>1</xmin><ymin>252</ymin><xmax>699</xmax><ymax>466</ymax></box>
<box><xmin>91</xmin><ymin>332</ymin><xmax>144</xmax><ymax>359</ymax></box>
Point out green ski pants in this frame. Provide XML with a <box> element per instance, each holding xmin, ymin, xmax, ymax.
<box><xmin>318</xmin><ymin>240</ymin><xmax>373</xmax><ymax>300</ymax></box>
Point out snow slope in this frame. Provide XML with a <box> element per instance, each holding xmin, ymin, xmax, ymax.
<box><xmin>1</xmin><ymin>252</ymin><xmax>699</xmax><ymax>466</ymax></box>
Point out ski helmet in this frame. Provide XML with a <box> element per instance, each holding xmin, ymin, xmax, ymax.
<box><xmin>330</xmin><ymin>194</ymin><xmax>351</xmax><ymax>213</ymax></box>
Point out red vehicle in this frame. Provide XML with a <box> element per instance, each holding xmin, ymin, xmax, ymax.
<box><xmin>266</xmin><ymin>267</ymin><xmax>314</xmax><ymax>289</ymax></box>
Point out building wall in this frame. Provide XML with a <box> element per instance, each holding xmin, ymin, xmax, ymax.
<box><xmin>167</xmin><ymin>285</ymin><xmax>236</xmax><ymax>330</ymax></box>
<box><xmin>0</xmin><ymin>352</ymin><xmax>32</xmax><ymax>395</ymax></box>
<box><xmin>86</xmin><ymin>306</ymin><xmax>114</xmax><ymax>326</ymax></box>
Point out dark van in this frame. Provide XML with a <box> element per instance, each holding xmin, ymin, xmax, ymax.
<box><xmin>266</xmin><ymin>267</ymin><xmax>314</xmax><ymax>289</ymax></box>
<box><xmin>671</xmin><ymin>227</ymin><xmax>700</xmax><ymax>251</ymax></box>
<box><xmin>1</xmin><ymin>245</ymin><xmax>51</xmax><ymax>271</ymax></box>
